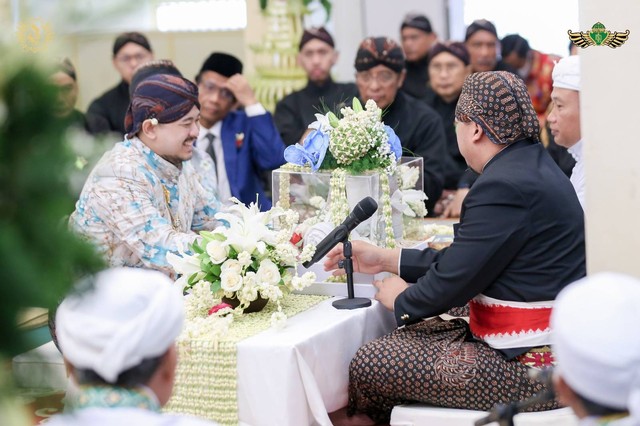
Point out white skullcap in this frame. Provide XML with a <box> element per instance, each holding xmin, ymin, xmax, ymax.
<box><xmin>552</xmin><ymin>55</ymin><xmax>580</xmax><ymax>91</ymax></box>
<box><xmin>56</xmin><ymin>267</ymin><xmax>184</xmax><ymax>383</ymax></box>
<box><xmin>552</xmin><ymin>272</ymin><xmax>640</xmax><ymax>417</ymax></box>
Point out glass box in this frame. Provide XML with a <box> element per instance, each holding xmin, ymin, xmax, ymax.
<box><xmin>272</xmin><ymin>157</ymin><xmax>425</xmax><ymax>246</ymax></box>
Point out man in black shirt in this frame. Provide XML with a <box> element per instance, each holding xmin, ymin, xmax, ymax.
<box><xmin>274</xmin><ymin>27</ymin><xmax>358</xmax><ymax>146</ymax></box>
<box><xmin>354</xmin><ymin>37</ymin><xmax>447</xmax><ymax>214</ymax></box>
<box><xmin>464</xmin><ymin>19</ymin><xmax>517</xmax><ymax>75</ymax></box>
<box><xmin>399</xmin><ymin>13</ymin><xmax>437</xmax><ymax>99</ymax></box>
<box><xmin>422</xmin><ymin>42</ymin><xmax>477</xmax><ymax>217</ymax></box>
<box><xmin>85</xmin><ymin>32</ymin><xmax>154</xmax><ymax>136</ymax></box>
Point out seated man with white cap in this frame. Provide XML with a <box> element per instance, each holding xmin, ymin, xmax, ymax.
<box><xmin>551</xmin><ymin>272</ymin><xmax>640</xmax><ymax>425</ymax></box>
<box><xmin>548</xmin><ymin>55</ymin><xmax>584</xmax><ymax>209</ymax></box>
<box><xmin>47</xmin><ymin>267</ymin><xmax>217</xmax><ymax>426</ymax></box>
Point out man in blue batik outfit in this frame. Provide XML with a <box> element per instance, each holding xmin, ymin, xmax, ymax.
<box><xmin>70</xmin><ymin>74</ymin><xmax>220</xmax><ymax>275</ymax></box>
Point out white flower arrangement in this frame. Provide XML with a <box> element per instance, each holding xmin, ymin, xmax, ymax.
<box><xmin>283</xmin><ymin>97</ymin><xmax>402</xmax><ymax>175</ymax></box>
<box><xmin>390</xmin><ymin>164</ymin><xmax>429</xmax><ymax>219</ymax></box>
<box><xmin>280</xmin><ymin>98</ymin><xmax>405</xmax><ymax>248</ymax></box>
<box><xmin>167</xmin><ymin>198</ymin><xmax>317</xmax><ymax>335</ymax></box>
<box><xmin>398</xmin><ymin>164</ymin><xmax>420</xmax><ymax>190</ymax></box>
<box><xmin>329</xmin><ymin>100</ymin><xmax>396</xmax><ymax>172</ymax></box>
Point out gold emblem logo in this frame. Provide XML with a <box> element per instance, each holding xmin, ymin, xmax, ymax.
<box><xmin>17</xmin><ymin>18</ymin><xmax>54</xmax><ymax>53</ymax></box>
<box><xmin>569</xmin><ymin>22</ymin><xmax>630</xmax><ymax>49</ymax></box>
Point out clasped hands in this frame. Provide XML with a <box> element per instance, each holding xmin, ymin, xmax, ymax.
<box><xmin>323</xmin><ymin>241</ymin><xmax>408</xmax><ymax>311</ymax></box>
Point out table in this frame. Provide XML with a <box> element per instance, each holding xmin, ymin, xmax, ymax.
<box><xmin>236</xmin><ymin>297</ymin><xmax>396</xmax><ymax>426</ymax></box>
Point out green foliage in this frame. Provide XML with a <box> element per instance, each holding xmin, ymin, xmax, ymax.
<box><xmin>259</xmin><ymin>0</ymin><xmax>332</xmax><ymax>22</ymax></box>
<box><xmin>0</xmin><ymin>52</ymin><xmax>104</xmax><ymax>357</ymax></box>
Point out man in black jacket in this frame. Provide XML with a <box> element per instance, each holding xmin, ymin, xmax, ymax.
<box><xmin>325</xmin><ymin>71</ymin><xmax>585</xmax><ymax>423</ymax></box>
<box><xmin>85</xmin><ymin>32</ymin><xmax>154</xmax><ymax>136</ymax></box>
<box><xmin>274</xmin><ymin>27</ymin><xmax>358</xmax><ymax>146</ymax></box>
<box><xmin>399</xmin><ymin>13</ymin><xmax>437</xmax><ymax>99</ymax></box>
<box><xmin>354</xmin><ymin>36</ymin><xmax>447</xmax><ymax>214</ymax></box>
<box><xmin>465</xmin><ymin>19</ymin><xmax>518</xmax><ymax>75</ymax></box>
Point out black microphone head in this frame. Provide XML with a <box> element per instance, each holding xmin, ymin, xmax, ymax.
<box><xmin>352</xmin><ymin>197</ymin><xmax>378</xmax><ymax>222</ymax></box>
<box><xmin>528</xmin><ymin>367</ymin><xmax>554</xmax><ymax>387</ymax></box>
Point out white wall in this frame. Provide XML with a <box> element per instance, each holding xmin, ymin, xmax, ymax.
<box><xmin>580</xmin><ymin>0</ymin><xmax>640</xmax><ymax>276</ymax></box>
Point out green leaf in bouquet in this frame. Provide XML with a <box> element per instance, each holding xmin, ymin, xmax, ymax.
<box><xmin>251</xmin><ymin>259</ymin><xmax>260</xmax><ymax>270</ymax></box>
<box><xmin>328</xmin><ymin>111</ymin><xmax>340</xmax><ymax>128</ymax></box>
<box><xmin>210</xmin><ymin>263</ymin><xmax>222</xmax><ymax>277</ymax></box>
<box><xmin>200</xmin><ymin>230</ymin><xmax>225</xmax><ymax>242</ymax></box>
<box><xmin>192</xmin><ymin>241</ymin><xmax>204</xmax><ymax>254</ymax></box>
<box><xmin>228</xmin><ymin>247</ymin><xmax>238</xmax><ymax>259</ymax></box>
<box><xmin>352</xmin><ymin>97</ymin><xmax>363</xmax><ymax>113</ymax></box>
<box><xmin>187</xmin><ymin>272</ymin><xmax>200</xmax><ymax>287</ymax></box>
<box><xmin>209</xmin><ymin>280</ymin><xmax>222</xmax><ymax>294</ymax></box>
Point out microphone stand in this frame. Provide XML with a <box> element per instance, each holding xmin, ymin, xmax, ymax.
<box><xmin>332</xmin><ymin>236</ymin><xmax>372</xmax><ymax>310</ymax></box>
<box><xmin>474</xmin><ymin>387</ymin><xmax>555</xmax><ymax>426</ymax></box>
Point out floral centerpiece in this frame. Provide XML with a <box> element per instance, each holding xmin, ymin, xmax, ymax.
<box><xmin>279</xmin><ymin>97</ymin><xmax>426</xmax><ymax>248</ymax></box>
<box><xmin>167</xmin><ymin>198</ymin><xmax>316</xmax><ymax>334</ymax></box>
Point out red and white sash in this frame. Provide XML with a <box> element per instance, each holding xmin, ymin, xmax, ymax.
<box><xmin>469</xmin><ymin>294</ymin><xmax>553</xmax><ymax>349</ymax></box>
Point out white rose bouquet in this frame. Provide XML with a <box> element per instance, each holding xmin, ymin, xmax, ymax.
<box><xmin>168</xmin><ymin>198</ymin><xmax>316</xmax><ymax>329</ymax></box>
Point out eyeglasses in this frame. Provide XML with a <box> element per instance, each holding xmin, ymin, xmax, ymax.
<box><xmin>198</xmin><ymin>81</ymin><xmax>235</xmax><ymax>101</ymax></box>
<box><xmin>355</xmin><ymin>71</ymin><xmax>397</xmax><ymax>85</ymax></box>
<box><xmin>429</xmin><ymin>62</ymin><xmax>464</xmax><ymax>75</ymax></box>
<box><xmin>115</xmin><ymin>53</ymin><xmax>150</xmax><ymax>64</ymax></box>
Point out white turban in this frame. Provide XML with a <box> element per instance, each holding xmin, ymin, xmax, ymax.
<box><xmin>56</xmin><ymin>267</ymin><xmax>184</xmax><ymax>383</ymax></box>
<box><xmin>552</xmin><ymin>55</ymin><xmax>580</xmax><ymax>91</ymax></box>
<box><xmin>551</xmin><ymin>272</ymin><xmax>640</xmax><ymax>418</ymax></box>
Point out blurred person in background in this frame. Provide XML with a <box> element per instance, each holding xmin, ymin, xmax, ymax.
<box><xmin>501</xmin><ymin>34</ymin><xmax>559</xmax><ymax>124</ymax></box>
<box><xmin>195</xmin><ymin>52</ymin><xmax>285</xmax><ymax>210</ymax></box>
<box><xmin>47</xmin><ymin>268</ymin><xmax>218</xmax><ymax>426</ymax></box>
<box><xmin>354</xmin><ymin>36</ymin><xmax>447</xmax><ymax>215</ymax></box>
<box><xmin>552</xmin><ymin>272</ymin><xmax>640</xmax><ymax>426</ymax></box>
<box><xmin>465</xmin><ymin>19</ymin><xmax>518</xmax><ymax>74</ymax></box>
<box><xmin>50</xmin><ymin>57</ymin><xmax>86</xmax><ymax>129</ymax></box>
<box><xmin>399</xmin><ymin>13</ymin><xmax>438</xmax><ymax>99</ymax></box>
<box><xmin>422</xmin><ymin>42</ymin><xmax>476</xmax><ymax>218</ymax></box>
<box><xmin>86</xmin><ymin>32</ymin><xmax>154</xmax><ymax>136</ymax></box>
<box><xmin>275</xmin><ymin>27</ymin><xmax>358</xmax><ymax>146</ymax></box>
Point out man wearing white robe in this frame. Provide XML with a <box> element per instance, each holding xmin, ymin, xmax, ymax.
<box><xmin>552</xmin><ymin>273</ymin><xmax>640</xmax><ymax>425</ymax></box>
<box><xmin>46</xmin><ymin>268</ymin><xmax>217</xmax><ymax>426</ymax></box>
<box><xmin>548</xmin><ymin>55</ymin><xmax>585</xmax><ymax>209</ymax></box>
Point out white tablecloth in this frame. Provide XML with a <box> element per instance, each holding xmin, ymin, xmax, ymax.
<box><xmin>236</xmin><ymin>298</ymin><xmax>397</xmax><ymax>426</ymax></box>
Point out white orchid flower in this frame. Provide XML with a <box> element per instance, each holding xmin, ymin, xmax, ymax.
<box><xmin>167</xmin><ymin>251</ymin><xmax>201</xmax><ymax>277</ymax></box>
<box><xmin>390</xmin><ymin>189</ymin><xmax>428</xmax><ymax>217</ymax></box>
<box><xmin>214</xmin><ymin>198</ymin><xmax>278</xmax><ymax>254</ymax></box>
<box><xmin>399</xmin><ymin>165</ymin><xmax>420</xmax><ymax>190</ymax></box>
<box><xmin>308</xmin><ymin>112</ymin><xmax>333</xmax><ymax>133</ymax></box>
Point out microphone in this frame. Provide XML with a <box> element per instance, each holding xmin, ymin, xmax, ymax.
<box><xmin>302</xmin><ymin>197</ymin><xmax>378</xmax><ymax>268</ymax></box>
<box><xmin>528</xmin><ymin>367</ymin><xmax>554</xmax><ymax>388</ymax></box>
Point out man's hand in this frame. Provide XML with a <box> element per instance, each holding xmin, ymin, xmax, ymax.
<box><xmin>442</xmin><ymin>188</ymin><xmax>469</xmax><ymax>218</ymax></box>
<box><xmin>225</xmin><ymin>74</ymin><xmax>257</xmax><ymax>107</ymax></box>
<box><xmin>323</xmin><ymin>240</ymin><xmax>400</xmax><ymax>276</ymax></box>
<box><xmin>373</xmin><ymin>275</ymin><xmax>408</xmax><ymax>311</ymax></box>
